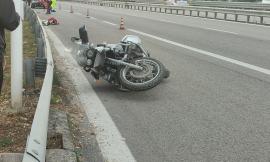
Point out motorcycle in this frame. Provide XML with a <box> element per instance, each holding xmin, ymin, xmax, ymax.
<box><xmin>71</xmin><ymin>26</ymin><xmax>169</xmax><ymax>91</ymax></box>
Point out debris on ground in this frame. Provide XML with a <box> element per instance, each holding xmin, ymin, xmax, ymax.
<box><xmin>42</xmin><ymin>17</ymin><xmax>59</xmax><ymax>26</ymax></box>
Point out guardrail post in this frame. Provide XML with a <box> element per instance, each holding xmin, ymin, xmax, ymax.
<box><xmin>224</xmin><ymin>13</ymin><xmax>227</xmax><ymax>20</ymax></box>
<box><xmin>190</xmin><ymin>10</ymin><xmax>192</xmax><ymax>16</ymax></box>
<box><xmin>24</xmin><ymin>59</ymin><xmax>35</xmax><ymax>88</ymax></box>
<box><xmin>235</xmin><ymin>14</ymin><xmax>238</xmax><ymax>21</ymax></box>
<box><xmin>35</xmin><ymin>23</ymin><xmax>41</xmax><ymax>42</ymax></box>
<box><xmin>205</xmin><ymin>11</ymin><xmax>208</xmax><ymax>18</ymax></box>
<box><xmin>214</xmin><ymin>12</ymin><xmax>217</xmax><ymax>19</ymax></box>
<box><xmin>11</xmin><ymin>0</ymin><xmax>23</xmax><ymax>112</ymax></box>
<box><xmin>197</xmin><ymin>11</ymin><xmax>200</xmax><ymax>17</ymax></box>
<box><xmin>247</xmin><ymin>15</ymin><xmax>250</xmax><ymax>23</ymax></box>
<box><xmin>37</xmin><ymin>38</ymin><xmax>45</xmax><ymax>58</ymax></box>
<box><xmin>260</xmin><ymin>16</ymin><xmax>264</xmax><ymax>24</ymax></box>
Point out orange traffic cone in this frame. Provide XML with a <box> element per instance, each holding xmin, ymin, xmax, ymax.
<box><xmin>119</xmin><ymin>17</ymin><xmax>125</xmax><ymax>30</ymax></box>
<box><xmin>70</xmin><ymin>5</ymin><xmax>73</xmax><ymax>13</ymax></box>
<box><xmin>86</xmin><ymin>8</ymin><xmax>90</xmax><ymax>18</ymax></box>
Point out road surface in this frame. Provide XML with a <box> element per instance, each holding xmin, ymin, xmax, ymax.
<box><xmin>38</xmin><ymin>2</ymin><xmax>270</xmax><ymax>161</ymax></box>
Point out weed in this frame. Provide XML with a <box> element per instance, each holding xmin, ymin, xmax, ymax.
<box><xmin>0</xmin><ymin>137</ymin><xmax>13</xmax><ymax>148</ymax></box>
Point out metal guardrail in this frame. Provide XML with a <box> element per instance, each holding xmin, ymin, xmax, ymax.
<box><xmin>72</xmin><ymin>0</ymin><xmax>270</xmax><ymax>25</ymax></box>
<box><xmin>190</xmin><ymin>1</ymin><xmax>270</xmax><ymax>11</ymax></box>
<box><xmin>22</xmin><ymin>4</ymin><xmax>54</xmax><ymax>162</ymax></box>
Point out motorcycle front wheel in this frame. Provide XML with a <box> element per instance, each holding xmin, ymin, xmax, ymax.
<box><xmin>119</xmin><ymin>58</ymin><xmax>165</xmax><ymax>91</ymax></box>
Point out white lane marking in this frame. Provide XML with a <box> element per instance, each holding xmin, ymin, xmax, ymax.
<box><xmin>46</xmin><ymin>28</ymin><xmax>137</xmax><ymax>162</ymax></box>
<box><xmin>102</xmin><ymin>21</ymin><xmax>117</xmax><ymax>26</ymax></box>
<box><xmin>205</xmin><ymin>28</ymin><xmax>238</xmax><ymax>35</ymax></box>
<box><xmin>128</xmin><ymin>28</ymin><xmax>270</xmax><ymax>76</ymax></box>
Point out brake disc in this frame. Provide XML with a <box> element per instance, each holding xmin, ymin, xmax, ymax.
<box><xmin>130</xmin><ymin>63</ymin><xmax>153</xmax><ymax>79</ymax></box>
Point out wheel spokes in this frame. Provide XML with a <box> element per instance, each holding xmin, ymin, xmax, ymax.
<box><xmin>123</xmin><ymin>59</ymin><xmax>161</xmax><ymax>84</ymax></box>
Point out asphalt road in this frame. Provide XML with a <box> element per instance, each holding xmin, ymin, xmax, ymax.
<box><xmin>38</xmin><ymin>2</ymin><xmax>270</xmax><ymax>161</ymax></box>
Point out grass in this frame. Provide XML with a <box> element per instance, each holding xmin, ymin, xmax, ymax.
<box><xmin>51</xmin><ymin>70</ymin><xmax>63</xmax><ymax>104</ymax></box>
<box><xmin>0</xmin><ymin>137</ymin><xmax>13</xmax><ymax>148</ymax></box>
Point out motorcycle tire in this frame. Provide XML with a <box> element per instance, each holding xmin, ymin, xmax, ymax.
<box><xmin>119</xmin><ymin>58</ymin><xmax>165</xmax><ymax>91</ymax></box>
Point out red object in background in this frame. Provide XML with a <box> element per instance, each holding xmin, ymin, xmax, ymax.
<box><xmin>48</xmin><ymin>17</ymin><xmax>59</xmax><ymax>25</ymax></box>
<box><xmin>40</xmin><ymin>0</ymin><xmax>48</xmax><ymax>8</ymax></box>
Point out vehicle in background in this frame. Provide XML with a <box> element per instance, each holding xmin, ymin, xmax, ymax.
<box><xmin>31</xmin><ymin>0</ymin><xmax>45</xmax><ymax>9</ymax></box>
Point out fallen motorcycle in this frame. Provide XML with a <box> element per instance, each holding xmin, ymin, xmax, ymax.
<box><xmin>71</xmin><ymin>26</ymin><xmax>170</xmax><ymax>91</ymax></box>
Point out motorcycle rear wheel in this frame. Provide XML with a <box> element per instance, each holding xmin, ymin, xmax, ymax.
<box><xmin>119</xmin><ymin>58</ymin><xmax>165</xmax><ymax>91</ymax></box>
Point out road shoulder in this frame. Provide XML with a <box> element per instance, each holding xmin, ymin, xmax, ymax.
<box><xmin>47</xmin><ymin>28</ymin><xmax>136</xmax><ymax>162</ymax></box>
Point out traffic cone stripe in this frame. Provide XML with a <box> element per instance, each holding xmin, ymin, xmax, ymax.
<box><xmin>120</xmin><ymin>17</ymin><xmax>125</xmax><ymax>30</ymax></box>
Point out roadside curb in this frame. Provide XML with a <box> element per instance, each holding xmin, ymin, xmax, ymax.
<box><xmin>46</xmin><ymin>149</ymin><xmax>77</xmax><ymax>162</ymax></box>
<box><xmin>0</xmin><ymin>153</ymin><xmax>23</xmax><ymax>162</ymax></box>
<box><xmin>46</xmin><ymin>109</ymin><xmax>77</xmax><ymax>162</ymax></box>
<box><xmin>48</xmin><ymin>109</ymin><xmax>74</xmax><ymax>151</ymax></box>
